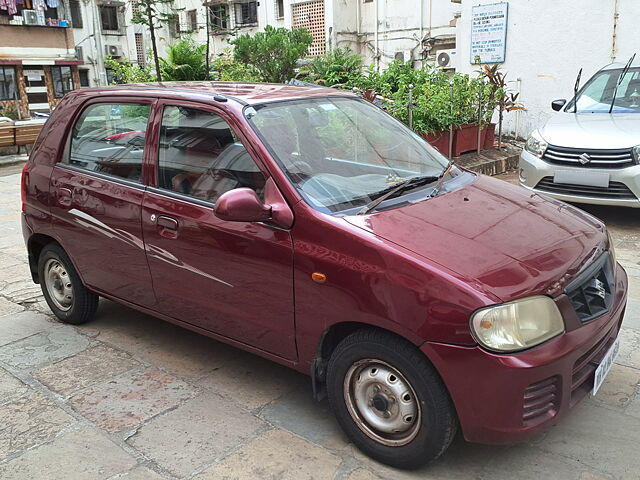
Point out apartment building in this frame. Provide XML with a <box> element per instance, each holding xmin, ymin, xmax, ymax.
<box><xmin>0</xmin><ymin>0</ymin><xmax>81</xmax><ymax>118</ymax></box>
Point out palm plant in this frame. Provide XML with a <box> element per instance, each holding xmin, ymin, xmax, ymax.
<box><xmin>160</xmin><ymin>37</ymin><xmax>209</xmax><ymax>81</ymax></box>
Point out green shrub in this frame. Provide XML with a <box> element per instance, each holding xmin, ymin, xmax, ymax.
<box><xmin>298</xmin><ymin>47</ymin><xmax>363</xmax><ymax>86</ymax></box>
<box><xmin>160</xmin><ymin>37</ymin><xmax>209</xmax><ymax>81</ymax></box>
<box><xmin>232</xmin><ymin>26</ymin><xmax>313</xmax><ymax>83</ymax></box>
<box><xmin>210</xmin><ymin>52</ymin><xmax>262</xmax><ymax>82</ymax></box>
<box><xmin>105</xmin><ymin>56</ymin><xmax>156</xmax><ymax>84</ymax></box>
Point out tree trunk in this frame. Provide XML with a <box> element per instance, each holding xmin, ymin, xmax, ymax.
<box><xmin>205</xmin><ymin>9</ymin><xmax>210</xmax><ymax>77</ymax></box>
<box><xmin>147</xmin><ymin>7</ymin><xmax>162</xmax><ymax>81</ymax></box>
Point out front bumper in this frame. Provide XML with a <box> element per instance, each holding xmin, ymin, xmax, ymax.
<box><xmin>519</xmin><ymin>149</ymin><xmax>640</xmax><ymax>208</ymax></box>
<box><xmin>423</xmin><ymin>263</ymin><xmax>628</xmax><ymax>444</ymax></box>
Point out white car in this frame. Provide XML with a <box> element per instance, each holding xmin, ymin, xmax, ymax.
<box><xmin>519</xmin><ymin>60</ymin><xmax>640</xmax><ymax>208</ymax></box>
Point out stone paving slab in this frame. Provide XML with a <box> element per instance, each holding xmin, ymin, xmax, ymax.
<box><xmin>128</xmin><ymin>393</ymin><xmax>266</xmax><ymax>477</ymax></box>
<box><xmin>195</xmin><ymin>429</ymin><xmax>343</xmax><ymax>480</ymax></box>
<box><xmin>70</xmin><ymin>367</ymin><xmax>196</xmax><ymax>434</ymax></box>
<box><xmin>0</xmin><ymin>311</ymin><xmax>54</xmax><ymax>347</ymax></box>
<box><xmin>0</xmin><ymin>427</ymin><xmax>137</xmax><ymax>480</ymax></box>
<box><xmin>33</xmin><ymin>344</ymin><xmax>141</xmax><ymax>396</ymax></box>
<box><xmin>0</xmin><ymin>367</ymin><xmax>28</xmax><ymax>405</ymax></box>
<box><xmin>0</xmin><ymin>391</ymin><xmax>76</xmax><ymax>458</ymax></box>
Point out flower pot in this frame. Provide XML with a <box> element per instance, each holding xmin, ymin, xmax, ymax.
<box><xmin>453</xmin><ymin>124</ymin><xmax>482</xmax><ymax>157</ymax></box>
<box><xmin>483</xmin><ymin>123</ymin><xmax>496</xmax><ymax>149</ymax></box>
<box><xmin>422</xmin><ymin>130</ymin><xmax>453</xmax><ymax>157</ymax></box>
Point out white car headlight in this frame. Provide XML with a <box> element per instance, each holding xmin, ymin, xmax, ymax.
<box><xmin>632</xmin><ymin>144</ymin><xmax>640</xmax><ymax>163</ymax></box>
<box><xmin>470</xmin><ymin>296</ymin><xmax>565</xmax><ymax>353</ymax></box>
<box><xmin>524</xmin><ymin>130</ymin><xmax>548</xmax><ymax>158</ymax></box>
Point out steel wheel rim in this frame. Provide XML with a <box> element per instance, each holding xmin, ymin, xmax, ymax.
<box><xmin>44</xmin><ymin>258</ymin><xmax>73</xmax><ymax>312</ymax></box>
<box><xmin>343</xmin><ymin>359</ymin><xmax>421</xmax><ymax>447</ymax></box>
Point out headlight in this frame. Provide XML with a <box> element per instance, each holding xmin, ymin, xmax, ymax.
<box><xmin>524</xmin><ymin>130</ymin><xmax>548</xmax><ymax>158</ymax></box>
<box><xmin>632</xmin><ymin>145</ymin><xmax>640</xmax><ymax>163</ymax></box>
<box><xmin>470</xmin><ymin>296</ymin><xmax>565</xmax><ymax>353</ymax></box>
<box><xmin>607</xmin><ymin>229</ymin><xmax>616</xmax><ymax>266</ymax></box>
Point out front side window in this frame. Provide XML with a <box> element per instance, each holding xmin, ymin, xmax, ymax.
<box><xmin>234</xmin><ymin>1</ymin><xmax>257</xmax><ymax>25</ymax></box>
<box><xmin>247</xmin><ymin>97</ymin><xmax>451</xmax><ymax>214</ymax></box>
<box><xmin>67</xmin><ymin>103</ymin><xmax>150</xmax><ymax>182</ymax></box>
<box><xmin>0</xmin><ymin>66</ymin><xmax>17</xmax><ymax>101</ymax></box>
<box><xmin>158</xmin><ymin>106</ymin><xmax>265</xmax><ymax>203</ymax></box>
<box><xmin>570</xmin><ymin>67</ymin><xmax>640</xmax><ymax>113</ymax></box>
<box><xmin>51</xmin><ymin>66</ymin><xmax>73</xmax><ymax>98</ymax></box>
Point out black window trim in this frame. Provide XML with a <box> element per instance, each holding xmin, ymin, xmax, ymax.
<box><xmin>0</xmin><ymin>65</ymin><xmax>17</xmax><ymax>101</ymax></box>
<box><xmin>51</xmin><ymin>65</ymin><xmax>74</xmax><ymax>99</ymax></box>
<box><xmin>57</xmin><ymin>163</ymin><xmax>147</xmax><ymax>191</ymax></box>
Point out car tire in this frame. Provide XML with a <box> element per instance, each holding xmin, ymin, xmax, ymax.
<box><xmin>326</xmin><ymin>329</ymin><xmax>457</xmax><ymax>469</ymax></box>
<box><xmin>38</xmin><ymin>243</ymin><xmax>98</xmax><ymax>325</ymax></box>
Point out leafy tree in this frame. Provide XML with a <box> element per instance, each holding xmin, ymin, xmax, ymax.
<box><xmin>210</xmin><ymin>52</ymin><xmax>261</xmax><ymax>82</ymax></box>
<box><xmin>105</xmin><ymin>56</ymin><xmax>155</xmax><ymax>84</ymax></box>
<box><xmin>231</xmin><ymin>26</ymin><xmax>313</xmax><ymax>83</ymax></box>
<box><xmin>298</xmin><ymin>47</ymin><xmax>363</xmax><ymax>86</ymax></box>
<box><xmin>130</xmin><ymin>0</ymin><xmax>179</xmax><ymax>81</ymax></box>
<box><xmin>160</xmin><ymin>37</ymin><xmax>209</xmax><ymax>81</ymax></box>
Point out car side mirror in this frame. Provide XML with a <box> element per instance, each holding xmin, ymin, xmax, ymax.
<box><xmin>551</xmin><ymin>99</ymin><xmax>567</xmax><ymax>111</ymax></box>
<box><xmin>214</xmin><ymin>188</ymin><xmax>272</xmax><ymax>223</ymax></box>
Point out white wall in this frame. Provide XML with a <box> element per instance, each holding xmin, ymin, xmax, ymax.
<box><xmin>455</xmin><ymin>0</ymin><xmax>640</xmax><ymax>139</ymax></box>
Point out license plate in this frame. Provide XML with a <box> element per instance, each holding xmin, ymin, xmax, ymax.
<box><xmin>592</xmin><ymin>336</ymin><xmax>620</xmax><ymax>396</ymax></box>
<box><xmin>553</xmin><ymin>169</ymin><xmax>609</xmax><ymax>188</ymax></box>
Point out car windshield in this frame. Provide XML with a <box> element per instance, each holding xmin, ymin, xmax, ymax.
<box><xmin>568</xmin><ymin>67</ymin><xmax>640</xmax><ymax>113</ymax></box>
<box><xmin>245</xmin><ymin>97</ymin><xmax>451</xmax><ymax>214</ymax></box>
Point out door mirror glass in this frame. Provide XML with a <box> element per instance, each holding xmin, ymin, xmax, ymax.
<box><xmin>214</xmin><ymin>188</ymin><xmax>272</xmax><ymax>223</ymax></box>
<box><xmin>551</xmin><ymin>99</ymin><xmax>567</xmax><ymax>111</ymax></box>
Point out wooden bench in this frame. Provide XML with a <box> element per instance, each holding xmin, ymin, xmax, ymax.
<box><xmin>0</xmin><ymin>123</ymin><xmax>44</xmax><ymax>153</ymax></box>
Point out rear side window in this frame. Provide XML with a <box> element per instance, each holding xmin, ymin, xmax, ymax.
<box><xmin>66</xmin><ymin>103</ymin><xmax>150</xmax><ymax>182</ymax></box>
<box><xmin>157</xmin><ymin>106</ymin><xmax>266</xmax><ymax>203</ymax></box>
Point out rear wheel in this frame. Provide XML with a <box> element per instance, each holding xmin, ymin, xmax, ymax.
<box><xmin>326</xmin><ymin>329</ymin><xmax>457</xmax><ymax>469</ymax></box>
<box><xmin>38</xmin><ymin>244</ymin><xmax>98</xmax><ymax>325</ymax></box>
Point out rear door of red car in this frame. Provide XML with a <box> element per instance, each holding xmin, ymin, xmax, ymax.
<box><xmin>140</xmin><ymin>99</ymin><xmax>296</xmax><ymax>360</ymax></box>
<box><xmin>49</xmin><ymin>97</ymin><xmax>157</xmax><ymax>308</ymax></box>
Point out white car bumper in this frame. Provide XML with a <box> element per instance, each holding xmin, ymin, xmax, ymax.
<box><xmin>518</xmin><ymin>149</ymin><xmax>640</xmax><ymax>208</ymax></box>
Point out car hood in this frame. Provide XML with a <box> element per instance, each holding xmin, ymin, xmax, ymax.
<box><xmin>540</xmin><ymin>113</ymin><xmax>640</xmax><ymax>149</ymax></box>
<box><xmin>344</xmin><ymin>175</ymin><xmax>606</xmax><ymax>302</ymax></box>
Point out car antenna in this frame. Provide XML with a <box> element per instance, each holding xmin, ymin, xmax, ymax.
<box><xmin>573</xmin><ymin>68</ymin><xmax>582</xmax><ymax>113</ymax></box>
<box><xmin>608</xmin><ymin>53</ymin><xmax>637</xmax><ymax>114</ymax></box>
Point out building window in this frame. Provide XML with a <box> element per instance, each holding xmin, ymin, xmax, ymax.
<box><xmin>51</xmin><ymin>66</ymin><xmax>74</xmax><ymax>99</ymax></box>
<box><xmin>275</xmin><ymin>0</ymin><xmax>284</xmax><ymax>19</ymax></box>
<box><xmin>188</xmin><ymin>9</ymin><xmax>198</xmax><ymax>31</ymax></box>
<box><xmin>135</xmin><ymin>33</ymin><xmax>145</xmax><ymax>67</ymax></box>
<box><xmin>79</xmin><ymin>70</ymin><xmax>90</xmax><ymax>87</ymax></box>
<box><xmin>234</xmin><ymin>1</ymin><xmax>257</xmax><ymax>25</ymax></box>
<box><xmin>209</xmin><ymin>4</ymin><xmax>229</xmax><ymax>30</ymax></box>
<box><xmin>0</xmin><ymin>66</ymin><xmax>17</xmax><ymax>101</ymax></box>
<box><xmin>168</xmin><ymin>13</ymin><xmax>180</xmax><ymax>37</ymax></box>
<box><xmin>100</xmin><ymin>5</ymin><xmax>119</xmax><ymax>31</ymax></box>
<box><xmin>69</xmin><ymin>1</ymin><xmax>83</xmax><ymax>28</ymax></box>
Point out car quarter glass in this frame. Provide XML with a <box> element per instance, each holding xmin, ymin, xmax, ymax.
<box><xmin>158</xmin><ymin>106</ymin><xmax>266</xmax><ymax>202</ymax></box>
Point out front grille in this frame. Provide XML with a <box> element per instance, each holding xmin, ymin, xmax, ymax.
<box><xmin>564</xmin><ymin>253</ymin><xmax>614</xmax><ymax>322</ymax></box>
<box><xmin>523</xmin><ymin>376</ymin><xmax>560</xmax><ymax>426</ymax></box>
<box><xmin>543</xmin><ymin>145</ymin><xmax>636</xmax><ymax>169</ymax></box>
<box><xmin>570</xmin><ymin>324</ymin><xmax>617</xmax><ymax>407</ymax></box>
<box><xmin>535</xmin><ymin>177</ymin><xmax>637</xmax><ymax>200</ymax></box>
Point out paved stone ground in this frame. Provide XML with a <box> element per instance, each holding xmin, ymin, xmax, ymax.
<box><xmin>1</xmin><ymin>167</ymin><xmax>639</xmax><ymax>479</ymax></box>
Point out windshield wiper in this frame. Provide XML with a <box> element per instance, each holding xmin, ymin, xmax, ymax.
<box><xmin>356</xmin><ymin>175</ymin><xmax>438</xmax><ymax>215</ymax></box>
<box><xmin>428</xmin><ymin>162</ymin><xmax>454</xmax><ymax>198</ymax></box>
<box><xmin>609</xmin><ymin>53</ymin><xmax>636</xmax><ymax>114</ymax></box>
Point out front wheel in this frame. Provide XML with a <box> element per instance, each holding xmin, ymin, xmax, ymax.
<box><xmin>38</xmin><ymin>243</ymin><xmax>98</xmax><ymax>325</ymax></box>
<box><xmin>326</xmin><ymin>329</ymin><xmax>457</xmax><ymax>469</ymax></box>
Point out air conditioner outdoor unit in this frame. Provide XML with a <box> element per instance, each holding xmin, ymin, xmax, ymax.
<box><xmin>105</xmin><ymin>44</ymin><xmax>123</xmax><ymax>57</ymax></box>
<box><xmin>75</xmin><ymin>46</ymin><xmax>84</xmax><ymax>62</ymax></box>
<box><xmin>436</xmin><ymin>49</ymin><xmax>457</xmax><ymax>68</ymax></box>
<box><xmin>23</xmin><ymin>10</ymin><xmax>39</xmax><ymax>25</ymax></box>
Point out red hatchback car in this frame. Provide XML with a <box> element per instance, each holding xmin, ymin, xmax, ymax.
<box><xmin>21</xmin><ymin>83</ymin><xmax>627</xmax><ymax>469</ymax></box>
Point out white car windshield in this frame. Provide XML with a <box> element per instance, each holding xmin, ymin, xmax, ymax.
<box><xmin>568</xmin><ymin>67</ymin><xmax>640</xmax><ymax>113</ymax></box>
<box><xmin>245</xmin><ymin>97</ymin><xmax>452</xmax><ymax>213</ymax></box>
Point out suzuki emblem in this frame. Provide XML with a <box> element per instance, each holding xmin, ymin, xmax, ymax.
<box><xmin>578</xmin><ymin>153</ymin><xmax>591</xmax><ymax>165</ymax></box>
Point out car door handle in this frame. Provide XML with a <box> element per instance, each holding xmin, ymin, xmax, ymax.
<box><xmin>57</xmin><ymin>187</ymin><xmax>73</xmax><ymax>207</ymax></box>
<box><xmin>156</xmin><ymin>215</ymin><xmax>179</xmax><ymax>231</ymax></box>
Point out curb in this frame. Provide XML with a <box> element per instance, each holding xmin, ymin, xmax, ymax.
<box><xmin>465</xmin><ymin>153</ymin><xmax>520</xmax><ymax>176</ymax></box>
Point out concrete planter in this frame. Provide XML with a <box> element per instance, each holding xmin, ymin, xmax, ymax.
<box><xmin>483</xmin><ymin>123</ymin><xmax>496</xmax><ymax>149</ymax></box>
<box><xmin>422</xmin><ymin>130</ymin><xmax>453</xmax><ymax>157</ymax></box>
<box><xmin>454</xmin><ymin>124</ymin><xmax>485</xmax><ymax>157</ymax></box>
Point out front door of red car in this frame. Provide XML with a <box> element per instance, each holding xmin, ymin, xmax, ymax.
<box><xmin>141</xmin><ymin>101</ymin><xmax>296</xmax><ymax>360</ymax></box>
<box><xmin>50</xmin><ymin>99</ymin><xmax>156</xmax><ymax>308</ymax></box>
